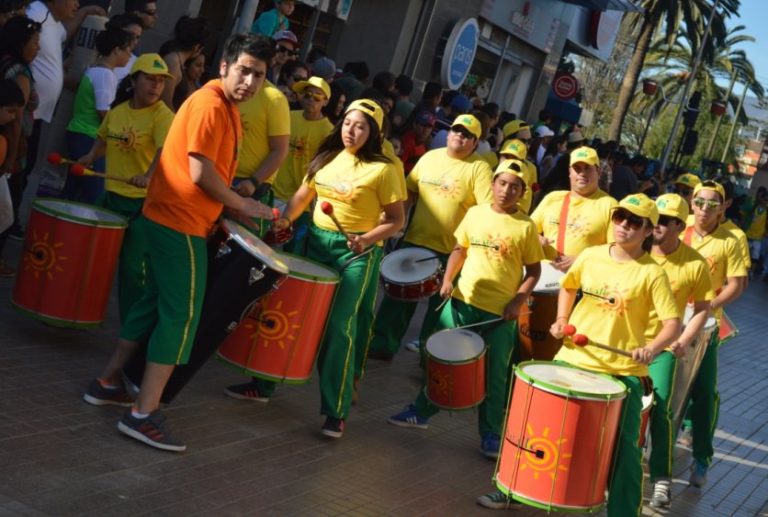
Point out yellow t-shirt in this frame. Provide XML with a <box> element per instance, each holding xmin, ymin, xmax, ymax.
<box><xmin>97</xmin><ymin>100</ymin><xmax>174</xmax><ymax>198</ymax></box>
<box><xmin>272</xmin><ymin>111</ymin><xmax>333</xmax><ymax>201</ymax></box>
<box><xmin>517</xmin><ymin>159</ymin><xmax>537</xmax><ymax>214</ymax></box>
<box><xmin>745</xmin><ymin>206</ymin><xmax>767</xmax><ymax>240</ymax></box>
<box><xmin>479</xmin><ymin>150</ymin><xmax>499</xmax><ymax>171</ymax></box>
<box><xmin>453</xmin><ymin>204</ymin><xmax>544</xmax><ymax>315</ymax></box>
<box><xmin>305</xmin><ymin>150</ymin><xmax>405</xmax><ymax>234</ymax></box>
<box><xmin>383</xmin><ymin>138</ymin><xmax>405</xmax><ymax>178</ymax></box>
<box><xmin>683</xmin><ymin>224</ymin><xmax>748</xmax><ymax>320</ymax></box>
<box><xmin>720</xmin><ymin>218</ymin><xmax>751</xmax><ymax>269</ymax></box>
<box><xmin>554</xmin><ymin>244</ymin><xmax>679</xmax><ymax>377</ymax></box>
<box><xmin>645</xmin><ymin>242</ymin><xmax>714</xmax><ymax>341</ymax></box>
<box><xmin>236</xmin><ymin>80</ymin><xmax>290</xmax><ymax>182</ymax></box>
<box><xmin>531</xmin><ymin>189</ymin><xmax>618</xmax><ymax>259</ymax></box>
<box><xmin>404</xmin><ymin>149</ymin><xmax>493</xmax><ymax>254</ymax></box>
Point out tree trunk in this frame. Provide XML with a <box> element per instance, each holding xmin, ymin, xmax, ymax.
<box><xmin>607</xmin><ymin>14</ymin><xmax>657</xmax><ymax>142</ymax></box>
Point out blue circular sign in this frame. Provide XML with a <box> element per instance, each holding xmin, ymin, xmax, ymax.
<box><xmin>441</xmin><ymin>18</ymin><xmax>479</xmax><ymax>90</ymax></box>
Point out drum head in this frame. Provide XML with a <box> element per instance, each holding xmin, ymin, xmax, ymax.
<box><xmin>532</xmin><ymin>262</ymin><xmax>564</xmax><ymax>292</ymax></box>
<box><xmin>381</xmin><ymin>247</ymin><xmax>439</xmax><ymax>283</ymax></box>
<box><xmin>34</xmin><ymin>198</ymin><xmax>127</xmax><ymax>228</ymax></box>
<box><xmin>641</xmin><ymin>393</ymin><xmax>654</xmax><ymax>411</ymax></box>
<box><xmin>683</xmin><ymin>305</ymin><xmax>718</xmax><ymax>331</ymax></box>
<box><xmin>276</xmin><ymin>252</ymin><xmax>339</xmax><ymax>283</ymax></box>
<box><xmin>517</xmin><ymin>362</ymin><xmax>626</xmax><ymax>399</ymax></box>
<box><xmin>221</xmin><ymin>220</ymin><xmax>289</xmax><ymax>274</ymax></box>
<box><xmin>426</xmin><ymin>329</ymin><xmax>485</xmax><ymax>361</ymax></box>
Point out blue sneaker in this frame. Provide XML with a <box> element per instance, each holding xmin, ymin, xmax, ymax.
<box><xmin>689</xmin><ymin>461</ymin><xmax>708</xmax><ymax>488</ymax></box>
<box><xmin>481</xmin><ymin>433</ymin><xmax>501</xmax><ymax>459</ymax></box>
<box><xmin>388</xmin><ymin>405</ymin><xmax>429</xmax><ymax>429</ymax></box>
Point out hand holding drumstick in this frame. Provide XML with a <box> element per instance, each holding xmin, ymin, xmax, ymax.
<box><xmin>320</xmin><ymin>201</ymin><xmax>368</xmax><ymax>254</ymax></box>
<box><xmin>555</xmin><ymin>324</ymin><xmax>654</xmax><ymax>364</ymax></box>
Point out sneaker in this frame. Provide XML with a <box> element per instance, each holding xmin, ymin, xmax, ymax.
<box><xmin>0</xmin><ymin>259</ymin><xmax>15</xmax><ymax>278</ymax></box>
<box><xmin>117</xmin><ymin>410</ymin><xmax>186</xmax><ymax>452</ymax></box>
<box><xmin>476</xmin><ymin>490</ymin><xmax>520</xmax><ymax>510</ymax></box>
<box><xmin>320</xmin><ymin>416</ymin><xmax>345</xmax><ymax>439</ymax></box>
<box><xmin>387</xmin><ymin>404</ymin><xmax>429</xmax><ymax>429</ymax></box>
<box><xmin>7</xmin><ymin>224</ymin><xmax>23</xmax><ymax>241</ymax></box>
<box><xmin>224</xmin><ymin>382</ymin><xmax>269</xmax><ymax>402</ymax></box>
<box><xmin>677</xmin><ymin>427</ymin><xmax>692</xmax><ymax>447</ymax></box>
<box><xmin>689</xmin><ymin>461</ymin><xmax>708</xmax><ymax>488</ymax></box>
<box><xmin>404</xmin><ymin>339</ymin><xmax>420</xmax><ymax>353</ymax></box>
<box><xmin>481</xmin><ymin>433</ymin><xmax>501</xmax><ymax>459</ymax></box>
<box><xmin>82</xmin><ymin>379</ymin><xmax>134</xmax><ymax>407</ymax></box>
<box><xmin>650</xmin><ymin>478</ymin><xmax>671</xmax><ymax>508</ymax></box>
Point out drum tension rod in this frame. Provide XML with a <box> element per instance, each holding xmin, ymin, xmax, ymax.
<box><xmin>506</xmin><ymin>437</ymin><xmax>545</xmax><ymax>459</ymax></box>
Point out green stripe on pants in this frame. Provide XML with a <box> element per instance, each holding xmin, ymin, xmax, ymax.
<box><xmin>648</xmin><ymin>350</ymin><xmax>678</xmax><ymax>480</ymax></box>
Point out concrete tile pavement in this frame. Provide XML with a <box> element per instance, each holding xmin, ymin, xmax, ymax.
<box><xmin>0</xmin><ymin>238</ymin><xmax>767</xmax><ymax>516</ymax></box>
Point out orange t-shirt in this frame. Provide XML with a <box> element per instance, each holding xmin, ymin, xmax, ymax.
<box><xmin>143</xmin><ymin>80</ymin><xmax>241</xmax><ymax>237</ymax></box>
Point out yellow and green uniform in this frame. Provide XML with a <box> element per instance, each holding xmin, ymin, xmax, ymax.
<box><xmin>370</xmin><ymin>149</ymin><xmax>493</xmax><ymax>355</ymax></box>
<box><xmin>96</xmin><ymin>99</ymin><xmax>173</xmax><ymax>321</ymax></box>
<box><xmin>517</xmin><ymin>159</ymin><xmax>537</xmax><ymax>214</ymax></box>
<box><xmin>720</xmin><ymin>218</ymin><xmax>751</xmax><ymax>269</ymax></box>
<box><xmin>745</xmin><ymin>206</ymin><xmax>766</xmax><ymax>241</ymax></box>
<box><xmin>646</xmin><ymin>243</ymin><xmax>713</xmax><ymax>482</ymax></box>
<box><xmin>682</xmin><ymin>224</ymin><xmax>748</xmax><ymax>466</ymax></box>
<box><xmin>554</xmin><ymin>244</ymin><xmax>679</xmax><ymax>517</ymax></box>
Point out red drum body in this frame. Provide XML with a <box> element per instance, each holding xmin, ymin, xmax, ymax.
<box><xmin>638</xmin><ymin>394</ymin><xmax>654</xmax><ymax>448</ymax></box>
<box><xmin>495</xmin><ymin>362</ymin><xmax>626</xmax><ymax>512</ymax></box>
<box><xmin>718</xmin><ymin>310</ymin><xmax>738</xmax><ymax>343</ymax></box>
<box><xmin>12</xmin><ymin>199</ymin><xmax>126</xmax><ymax>327</ymax></box>
<box><xmin>380</xmin><ymin>247</ymin><xmax>442</xmax><ymax>301</ymax></box>
<box><xmin>425</xmin><ymin>329</ymin><xmax>485</xmax><ymax>410</ymax></box>
<box><xmin>518</xmin><ymin>263</ymin><xmax>565</xmax><ymax>361</ymax></box>
<box><xmin>217</xmin><ymin>253</ymin><xmax>338</xmax><ymax>383</ymax></box>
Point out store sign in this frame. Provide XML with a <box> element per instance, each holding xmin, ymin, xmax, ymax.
<box><xmin>552</xmin><ymin>73</ymin><xmax>578</xmax><ymax>100</ymax></box>
<box><xmin>480</xmin><ymin>0</ymin><xmax>561</xmax><ymax>53</ymax></box>
<box><xmin>440</xmin><ymin>18</ymin><xmax>479</xmax><ymax>90</ymax></box>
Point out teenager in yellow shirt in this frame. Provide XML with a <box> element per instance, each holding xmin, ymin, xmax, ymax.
<box><xmin>368</xmin><ymin>114</ymin><xmax>493</xmax><ymax>360</ymax></box>
<box><xmin>389</xmin><ymin>159</ymin><xmax>543</xmax><ymax>458</ymax></box>
<box><xmin>497</xmin><ymin>138</ymin><xmax>536</xmax><ymax>214</ymax></box>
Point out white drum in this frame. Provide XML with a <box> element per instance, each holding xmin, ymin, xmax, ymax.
<box><xmin>380</xmin><ymin>247</ymin><xmax>442</xmax><ymax>301</ymax></box>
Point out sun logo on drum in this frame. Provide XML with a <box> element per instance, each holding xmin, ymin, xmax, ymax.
<box><xmin>518</xmin><ymin>423</ymin><xmax>571</xmax><ymax>480</ymax></box>
<box><xmin>429</xmin><ymin>369</ymin><xmax>453</xmax><ymax>396</ymax></box>
<box><xmin>22</xmin><ymin>230</ymin><xmax>67</xmax><ymax>280</ymax></box>
<box><xmin>243</xmin><ymin>300</ymin><xmax>300</xmax><ymax>349</ymax></box>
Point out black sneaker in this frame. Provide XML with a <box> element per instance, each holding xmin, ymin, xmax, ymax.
<box><xmin>83</xmin><ymin>379</ymin><xmax>134</xmax><ymax>407</ymax></box>
<box><xmin>320</xmin><ymin>416</ymin><xmax>345</xmax><ymax>439</ymax></box>
<box><xmin>7</xmin><ymin>224</ymin><xmax>23</xmax><ymax>241</ymax></box>
<box><xmin>117</xmin><ymin>410</ymin><xmax>186</xmax><ymax>452</ymax></box>
<box><xmin>224</xmin><ymin>381</ymin><xmax>269</xmax><ymax>402</ymax></box>
<box><xmin>476</xmin><ymin>490</ymin><xmax>521</xmax><ymax>510</ymax></box>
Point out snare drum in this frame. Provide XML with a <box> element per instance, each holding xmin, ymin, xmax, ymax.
<box><xmin>217</xmin><ymin>253</ymin><xmax>339</xmax><ymax>383</ymax></box>
<box><xmin>380</xmin><ymin>247</ymin><xmax>442</xmax><ymax>301</ymax></box>
<box><xmin>424</xmin><ymin>328</ymin><xmax>486</xmax><ymax>410</ymax></box>
<box><xmin>495</xmin><ymin>361</ymin><xmax>626</xmax><ymax>512</ymax></box>
<box><xmin>518</xmin><ymin>262</ymin><xmax>565</xmax><ymax>361</ymax></box>
<box><xmin>638</xmin><ymin>394</ymin><xmax>654</xmax><ymax>448</ymax></box>
<box><xmin>12</xmin><ymin>199</ymin><xmax>127</xmax><ymax>327</ymax></box>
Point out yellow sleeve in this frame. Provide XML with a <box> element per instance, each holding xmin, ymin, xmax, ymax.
<box><xmin>267</xmin><ymin>90</ymin><xmax>290</xmax><ymax>137</ymax></box>
<box><xmin>737</xmin><ymin>231</ymin><xmax>751</xmax><ymax>269</ymax></box>
<box><xmin>472</xmin><ymin>161</ymin><xmax>494</xmax><ymax>204</ymax></box>
<box><xmin>692</xmin><ymin>261</ymin><xmax>715</xmax><ymax>302</ymax></box>
<box><xmin>530</xmin><ymin>197</ymin><xmax>547</xmax><ymax>233</ymax></box>
<box><xmin>96</xmin><ymin>111</ymin><xmax>110</xmax><ymax>141</ymax></box>
<box><xmin>406</xmin><ymin>159</ymin><xmax>420</xmax><ymax>192</ymax></box>
<box><xmin>522</xmin><ymin>221</ymin><xmax>546</xmax><ymax>265</ymax></box>
<box><xmin>649</xmin><ymin>270</ymin><xmax>679</xmax><ymax>321</ymax></box>
<box><xmin>377</xmin><ymin>163</ymin><xmax>407</xmax><ymax>206</ymax></box>
<box><xmin>454</xmin><ymin>208</ymin><xmax>471</xmax><ymax>248</ymax></box>
<box><xmin>605</xmin><ymin>197</ymin><xmax>618</xmax><ymax>243</ymax></box>
<box><xmin>561</xmin><ymin>250</ymin><xmax>586</xmax><ymax>290</ymax></box>
<box><xmin>725</xmin><ymin>239</ymin><xmax>748</xmax><ymax>278</ymax></box>
<box><xmin>153</xmin><ymin>107</ymin><xmax>174</xmax><ymax>148</ymax></box>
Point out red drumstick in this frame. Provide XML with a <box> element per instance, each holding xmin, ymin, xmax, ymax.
<box><xmin>271</xmin><ymin>207</ymin><xmax>281</xmax><ymax>221</ymax></box>
<box><xmin>47</xmin><ymin>152</ymin><xmax>75</xmax><ymax>166</ymax></box>
<box><xmin>320</xmin><ymin>201</ymin><xmax>350</xmax><ymax>238</ymax></box>
<box><xmin>69</xmin><ymin>164</ymin><xmax>133</xmax><ymax>184</ymax></box>
<box><xmin>565</xmin><ymin>325</ymin><xmax>633</xmax><ymax>358</ymax></box>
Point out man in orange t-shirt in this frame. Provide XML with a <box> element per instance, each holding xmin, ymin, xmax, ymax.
<box><xmin>82</xmin><ymin>34</ymin><xmax>274</xmax><ymax>453</ymax></box>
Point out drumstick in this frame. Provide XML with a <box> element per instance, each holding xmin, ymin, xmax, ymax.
<box><xmin>271</xmin><ymin>208</ymin><xmax>281</xmax><ymax>221</ymax></box>
<box><xmin>414</xmin><ymin>256</ymin><xmax>440</xmax><ymax>263</ymax></box>
<box><xmin>564</xmin><ymin>325</ymin><xmax>633</xmax><ymax>358</ymax></box>
<box><xmin>320</xmin><ymin>201</ymin><xmax>350</xmax><ymax>238</ymax></box>
<box><xmin>69</xmin><ymin>164</ymin><xmax>133</xmax><ymax>184</ymax></box>
<box><xmin>454</xmin><ymin>312</ymin><xmax>532</xmax><ymax>331</ymax></box>
<box><xmin>47</xmin><ymin>152</ymin><xmax>75</xmax><ymax>166</ymax></box>
<box><xmin>581</xmin><ymin>290</ymin><xmax>616</xmax><ymax>304</ymax></box>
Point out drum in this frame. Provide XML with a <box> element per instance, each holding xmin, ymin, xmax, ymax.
<box><xmin>379</xmin><ymin>247</ymin><xmax>442</xmax><ymax>301</ymax></box>
<box><xmin>217</xmin><ymin>253</ymin><xmax>339</xmax><ymax>383</ymax></box>
<box><xmin>518</xmin><ymin>262</ymin><xmax>565</xmax><ymax>361</ymax></box>
<box><xmin>638</xmin><ymin>394</ymin><xmax>654</xmax><ymax>448</ymax></box>
<box><xmin>718</xmin><ymin>310</ymin><xmax>738</xmax><ymax>343</ymax></box>
<box><xmin>424</xmin><ymin>328</ymin><xmax>486</xmax><ymax>410</ymax></box>
<box><xmin>12</xmin><ymin>199</ymin><xmax>126</xmax><ymax>327</ymax></box>
<box><xmin>495</xmin><ymin>361</ymin><xmax>626</xmax><ymax>512</ymax></box>
<box><xmin>122</xmin><ymin>219</ymin><xmax>289</xmax><ymax>403</ymax></box>
<box><xmin>263</xmin><ymin>199</ymin><xmax>293</xmax><ymax>245</ymax></box>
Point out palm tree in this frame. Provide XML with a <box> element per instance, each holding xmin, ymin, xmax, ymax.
<box><xmin>607</xmin><ymin>0</ymin><xmax>741</xmax><ymax>142</ymax></box>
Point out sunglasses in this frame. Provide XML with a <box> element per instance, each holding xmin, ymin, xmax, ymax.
<box><xmin>675</xmin><ymin>186</ymin><xmax>693</xmax><ymax>196</ymax></box>
<box><xmin>656</xmin><ymin>215</ymin><xmax>679</xmax><ymax>227</ymax></box>
<box><xmin>692</xmin><ymin>198</ymin><xmax>722</xmax><ymax>210</ymax></box>
<box><xmin>450</xmin><ymin>127</ymin><xmax>474</xmax><ymax>139</ymax></box>
<box><xmin>276</xmin><ymin>46</ymin><xmax>298</xmax><ymax>56</ymax></box>
<box><xmin>611</xmin><ymin>209</ymin><xmax>646</xmax><ymax>230</ymax></box>
<box><xmin>302</xmin><ymin>91</ymin><xmax>326</xmax><ymax>102</ymax></box>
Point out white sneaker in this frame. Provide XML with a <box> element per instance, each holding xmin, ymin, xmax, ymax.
<box><xmin>650</xmin><ymin>478</ymin><xmax>671</xmax><ymax>508</ymax></box>
<box><xmin>404</xmin><ymin>339</ymin><xmax>420</xmax><ymax>353</ymax></box>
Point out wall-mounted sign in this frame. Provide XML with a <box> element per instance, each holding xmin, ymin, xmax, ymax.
<box><xmin>480</xmin><ymin>0</ymin><xmax>564</xmax><ymax>53</ymax></box>
<box><xmin>552</xmin><ymin>72</ymin><xmax>578</xmax><ymax>100</ymax></box>
<box><xmin>441</xmin><ymin>17</ymin><xmax>480</xmax><ymax>90</ymax></box>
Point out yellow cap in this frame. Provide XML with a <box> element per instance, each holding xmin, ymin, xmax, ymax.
<box><xmin>499</xmin><ymin>139</ymin><xmax>527</xmax><ymax>160</ymax></box>
<box><xmin>346</xmin><ymin>98</ymin><xmax>384</xmax><ymax>130</ymax></box>
<box><xmin>655</xmin><ymin>193</ymin><xmax>689</xmax><ymax>223</ymax></box>
<box><xmin>130</xmin><ymin>53</ymin><xmax>173</xmax><ymax>78</ymax></box>
<box><xmin>502</xmin><ymin>119</ymin><xmax>529</xmax><ymax>139</ymax></box>
<box><xmin>615</xmin><ymin>193</ymin><xmax>659</xmax><ymax>226</ymax></box>
<box><xmin>291</xmin><ymin>76</ymin><xmax>331</xmax><ymax>99</ymax></box>
<box><xmin>451</xmin><ymin>114</ymin><xmax>482</xmax><ymax>139</ymax></box>
<box><xmin>675</xmin><ymin>173</ymin><xmax>701</xmax><ymax>188</ymax></box>
<box><xmin>493</xmin><ymin>159</ymin><xmax>527</xmax><ymax>186</ymax></box>
<box><xmin>693</xmin><ymin>180</ymin><xmax>725</xmax><ymax>201</ymax></box>
<box><xmin>569</xmin><ymin>146</ymin><xmax>599</xmax><ymax>167</ymax></box>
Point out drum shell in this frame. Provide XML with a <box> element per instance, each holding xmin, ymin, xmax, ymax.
<box><xmin>670</xmin><ymin>318</ymin><xmax>717</xmax><ymax>433</ymax></box>
<box><xmin>638</xmin><ymin>394</ymin><xmax>653</xmax><ymax>448</ymax></box>
<box><xmin>495</xmin><ymin>362</ymin><xmax>625</xmax><ymax>512</ymax></box>
<box><xmin>12</xmin><ymin>199</ymin><xmax>126</xmax><ymax>327</ymax></box>
<box><xmin>518</xmin><ymin>290</ymin><xmax>562</xmax><ymax>361</ymax></box>
<box><xmin>380</xmin><ymin>248</ymin><xmax>442</xmax><ymax>301</ymax></box>
<box><xmin>217</xmin><ymin>256</ymin><xmax>338</xmax><ymax>383</ymax></box>
<box><xmin>425</xmin><ymin>331</ymin><xmax>486</xmax><ymax>410</ymax></box>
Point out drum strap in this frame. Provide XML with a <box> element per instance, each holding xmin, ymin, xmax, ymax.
<box><xmin>556</xmin><ymin>193</ymin><xmax>571</xmax><ymax>255</ymax></box>
<box><xmin>682</xmin><ymin>226</ymin><xmax>695</xmax><ymax>246</ymax></box>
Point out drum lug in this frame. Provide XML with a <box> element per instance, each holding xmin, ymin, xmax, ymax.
<box><xmin>249</xmin><ymin>267</ymin><xmax>265</xmax><ymax>285</ymax></box>
<box><xmin>216</xmin><ymin>243</ymin><xmax>231</xmax><ymax>259</ymax></box>
<box><xmin>226</xmin><ymin>321</ymin><xmax>239</xmax><ymax>332</ymax></box>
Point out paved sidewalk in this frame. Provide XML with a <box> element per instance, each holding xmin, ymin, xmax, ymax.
<box><xmin>0</xmin><ymin>237</ymin><xmax>766</xmax><ymax>516</ymax></box>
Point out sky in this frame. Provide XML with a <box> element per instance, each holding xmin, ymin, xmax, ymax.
<box><xmin>730</xmin><ymin>0</ymin><xmax>768</xmax><ymax>89</ymax></box>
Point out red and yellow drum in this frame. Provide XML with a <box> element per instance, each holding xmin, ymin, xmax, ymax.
<box><xmin>380</xmin><ymin>247</ymin><xmax>442</xmax><ymax>301</ymax></box>
<box><xmin>217</xmin><ymin>253</ymin><xmax>338</xmax><ymax>383</ymax></box>
<box><xmin>495</xmin><ymin>361</ymin><xmax>626</xmax><ymax>512</ymax></box>
<box><xmin>518</xmin><ymin>263</ymin><xmax>564</xmax><ymax>361</ymax></box>
<box><xmin>638</xmin><ymin>393</ymin><xmax>654</xmax><ymax>448</ymax></box>
<box><xmin>12</xmin><ymin>199</ymin><xmax>127</xmax><ymax>327</ymax></box>
<box><xmin>424</xmin><ymin>328</ymin><xmax>486</xmax><ymax>410</ymax></box>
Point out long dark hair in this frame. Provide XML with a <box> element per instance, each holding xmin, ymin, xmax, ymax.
<box><xmin>307</xmin><ymin>110</ymin><xmax>391</xmax><ymax>180</ymax></box>
<box><xmin>0</xmin><ymin>15</ymin><xmax>41</xmax><ymax>64</ymax></box>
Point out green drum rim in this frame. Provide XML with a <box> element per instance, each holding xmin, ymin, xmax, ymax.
<box><xmin>12</xmin><ymin>301</ymin><xmax>103</xmax><ymax>329</ymax></box>
<box><xmin>33</xmin><ymin>197</ymin><xmax>128</xmax><ymax>228</ymax></box>
<box><xmin>494</xmin><ymin>480</ymin><xmax>604</xmax><ymax>514</ymax></box>
<box><xmin>514</xmin><ymin>360</ymin><xmax>627</xmax><ymax>401</ymax></box>
<box><xmin>215</xmin><ymin>353</ymin><xmax>311</xmax><ymax>385</ymax></box>
<box><xmin>276</xmin><ymin>251</ymin><xmax>340</xmax><ymax>284</ymax></box>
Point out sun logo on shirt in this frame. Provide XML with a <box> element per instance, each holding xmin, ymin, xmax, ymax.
<box><xmin>292</xmin><ymin>136</ymin><xmax>308</xmax><ymax>159</ymax></box>
<box><xmin>585</xmin><ymin>284</ymin><xmax>629</xmax><ymax>316</ymax></box>
<box><xmin>107</xmin><ymin>127</ymin><xmax>136</xmax><ymax>151</ymax></box>
<box><xmin>565</xmin><ymin>214</ymin><xmax>591</xmax><ymax>239</ymax></box>
<box><xmin>485</xmin><ymin>233</ymin><xmax>509</xmax><ymax>261</ymax></box>
<box><xmin>435</xmin><ymin>177</ymin><xmax>461</xmax><ymax>199</ymax></box>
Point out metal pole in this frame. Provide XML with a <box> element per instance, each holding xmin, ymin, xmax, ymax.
<box><xmin>488</xmin><ymin>35</ymin><xmax>510</xmax><ymax>102</ymax></box>
<box><xmin>299</xmin><ymin>7</ymin><xmax>321</xmax><ymax>62</ymax></box>
<box><xmin>705</xmin><ymin>69</ymin><xmax>737</xmax><ymax>158</ymax></box>
<box><xmin>658</xmin><ymin>0</ymin><xmax>720</xmax><ymax>175</ymax></box>
<box><xmin>720</xmin><ymin>83</ymin><xmax>749</xmax><ymax>162</ymax></box>
<box><xmin>236</xmin><ymin>0</ymin><xmax>260</xmax><ymax>34</ymax></box>
<box><xmin>638</xmin><ymin>103</ymin><xmax>658</xmax><ymax>154</ymax></box>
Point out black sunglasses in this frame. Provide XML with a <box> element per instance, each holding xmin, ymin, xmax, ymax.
<box><xmin>656</xmin><ymin>215</ymin><xmax>679</xmax><ymax>227</ymax></box>
<box><xmin>611</xmin><ymin>209</ymin><xmax>646</xmax><ymax>230</ymax></box>
<box><xmin>675</xmin><ymin>186</ymin><xmax>693</xmax><ymax>197</ymax></box>
<box><xmin>276</xmin><ymin>46</ymin><xmax>298</xmax><ymax>56</ymax></box>
<box><xmin>450</xmin><ymin>126</ymin><xmax>474</xmax><ymax>139</ymax></box>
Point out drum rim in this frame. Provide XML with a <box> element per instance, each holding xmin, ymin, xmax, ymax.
<box><xmin>380</xmin><ymin>247</ymin><xmax>440</xmax><ymax>283</ymax></box>
<box><xmin>32</xmin><ymin>198</ymin><xmax>128</xmax><ymax>228</ymax></box>
<box><xmin>515</xmin><ymin>360</ymin><xmax>627</xmax><ymax>400</ymax></box>
<box><xmin>494</xmin><ymin>483</ymin><xmax>605</xmax><ymax>513</ymax></box>
<box><xmin>425</xmin><ymin>328</ymin><xmax>486</xmax><ymax>362</ymax></box>
<box><xmin>221</xmin><ymin>219</ymin><xmax>290</xmax><ymax>274</ymax></box>
<box><xmin>276</xmin><ymin>251</ymin><xmax>340</xmax><ymax>283</ymax></box>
